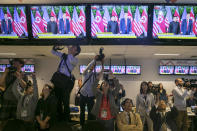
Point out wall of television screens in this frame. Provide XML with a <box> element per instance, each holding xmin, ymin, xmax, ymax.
<box><xmin>79</xmin><ymin>65</ymin><xmax>141</xmax><ymax>75</ymax></box>
<box><xmin>159</xmin><ymin>65</ymin><xmax>197</xmax><ymax>75</ymax></box>
<box><xmin>0</xmin><ymin>4</ymin><xmax>197</xmax><ymax>43</ymax></box>
<box><xmin>0</xmin><ymin>64</ymin><xmax>35</xmax><ymax>73</ymax></box>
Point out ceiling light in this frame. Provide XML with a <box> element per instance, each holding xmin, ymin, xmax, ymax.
<box><xmin>154</xmin><ymin>53</ymin><xmax>180</xmax><ymax>56</ymax></box>
<box><xmin>0</xmin><ymin>53</ymin><xmax>16</xmax><ymax>56</ymax></box>
<box><xmin>79</xmin><ymin>53</ymin><xmax>96</xmax><ymax>56</ymax></box>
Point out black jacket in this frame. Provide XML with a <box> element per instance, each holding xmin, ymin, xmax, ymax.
<box><xmin>150</xmin><ymin>106</ymin><xmax>178</xmax><ymax>131</ymax></box>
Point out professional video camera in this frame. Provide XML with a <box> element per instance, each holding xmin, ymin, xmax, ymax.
<box><xmin>96</xmin><ymin>47</ymin><xmax>105</xmax><ymax>61</ymax></box>
<box><xmin>103</xmin><ymin>69</ymin><xmax>114</xmax><ymax>87</ymax></box>
<box><xmin>182</xmin><ymin>78</ymin><xmax>197</xmax><ymax>88</ymax></box>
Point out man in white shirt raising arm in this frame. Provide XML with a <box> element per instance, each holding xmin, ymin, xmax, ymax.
<box><xmin>172</xmin><ymin>78</ymin><xmax>191</xmax><ymax>131</ymax></box>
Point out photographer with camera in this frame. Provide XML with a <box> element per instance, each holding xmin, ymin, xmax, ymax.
<box><xmin>51</xmin><ymin>45</ymin><xmax>81</xmax><ymax>122</ymax></box>
<box><xmin>0</xmin><ymin>58</ymin><xmax>27</xmax><ymax>129</ymax></box>
<box><xmin>90</xmin><ymin>67</ymin><xmax>120</xmax><ymax>131</ymax></box>
<box><xmin>79</xmin><ymin>49</ymin><xmax>105</xmax><ymax>127</ymax></box>
<box><xmin>172</xmin><ymin>78</ymin><xmax>192</xmax><ymax>131</ymax></box>
<box><xmin>12</xmin><ymin>73</ymin><xmax>38</xmax><ymax>131</ymax></box>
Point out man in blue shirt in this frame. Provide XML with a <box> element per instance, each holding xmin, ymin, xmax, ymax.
<box><xmin>51</xmin><ymin>45</ymin><xmax>81</xmax><ymax>122</ymax></box>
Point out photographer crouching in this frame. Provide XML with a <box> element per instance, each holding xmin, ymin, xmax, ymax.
<box><xmin>51</xmin><ymin>45</ymin><xmax>81</xmax><ymax>122</ymax></box>
<box><xmin>0</xmin><ymin>58</ymin><xmax>27</xmax><ymax>130</ymax></box>
<box><xmin>79</xmin><ymin>48</ymin><xmax>105</xmax><ymax>127</ymax></box>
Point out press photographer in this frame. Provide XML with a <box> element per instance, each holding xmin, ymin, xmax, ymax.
<box><xmin>79</xmin><ymin>47</ymin><xmax>105</xmax><ymax>127</ymax></box>
<box><xmin>0</xmin><ymin>58</ymin><xmax>27</xmax><ymax>130</ymax></box>
<box><xmin>90</xmin><ymin>68</ymin><xmax>121</xmax><ymax>131</ymax></box>
<box><xmin>51</xmin><ymin>44</ymin><xmax>81</xmax><ymax>122</ymax></box>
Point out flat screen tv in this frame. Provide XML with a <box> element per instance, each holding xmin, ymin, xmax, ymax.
<box><xmin>0</xmin><ymin>6</ymin><xmax>28</xmax><ymax>38</ymax></box>
<box><xmin>111</xmin><ymin>65</ymin><xmax>125</xmax><ymax>74</ymax></box>
<box><xmin>95</xmin><ymin>65</ymin><xmax>110</xmax><ymax>72</ymax></box>
<box><xmin>153</xmin><ymin>5</ymin><xmax>197</xmax><ymax>39</ymax></box>
<box><xmin>91</xmin><ymin>5</ymin><xmax>148</xmax><ymax>38</ymax></box>
<box><xmin>6</xmin><ymin>64</ymin><xmax>34</xmax><ymax>72</ymax></box>
<box><xmin>0</xmin><ymin>64</ymin><xmax>6</xmax><ymax>72</ymax></box>
<box><xmin>159</xmin><ymin>65</ymin><xmax>174</xmax><ymax>75</ymax></box>
<box><xmin>79</xmin><ymin>65</ymin><xmax>110</xmax><ymax>74</ymax></box>
<box><xmin>126</xmin><ymin>65</ymin><xmax>141</xmax><ymax>74</ymax></box>
<box><xmin>79</xmin><ymin>65</ymin><xmax>87</xmax><ymax>74</ymax></box>
<box><xmin>189</xmin><ymin>66</ymin><xmax>197</xmax><ymax>75</ymax></box>
<box><xmin>31</xmin><ymin>6</ymin><xmax>86</xmax><ymax>38</ymax></box>
<box><xmin>174</xmin><ymin>66</ymin><xmax>189</xmax><ymax>75</ymax></box>
<box><xmin>21</xmin><ymin>64</ymin><xmax>35</xmax><ymax>73</ymax></box>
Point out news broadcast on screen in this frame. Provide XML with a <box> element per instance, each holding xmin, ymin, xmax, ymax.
<box><xmin>174</xmin><ymin>66</ymin><xmax>190</xmax><ymax>75</ymax></box>
<box><xmin>31</xmin><ymin>6</ymin><xmax>86</xmax><ymax>38</ymax></box>
<box><xmin>159</xmin><ymin>65</ymin><xmax>174</xmax><ymax>75</ymax></box>
<box><xmin>91</xmin><ymin>5</ymin><xmax>148</xmax><ymax>38</ymax></box>
<box><xmin>0</xmin><ymin>6</ymin><xmax>28</xmax><ymax>38</ymax></box>
<box><xmin>153</xmin><ymin>6</ymin><xmax>197</xmax><ymax>39</ymax></box>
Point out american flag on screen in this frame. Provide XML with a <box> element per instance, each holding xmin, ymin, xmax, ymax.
<box><xmin>164</xmin><ymin>7</ymin><xmax>172</xmax><ymax>32</ymax></box>
<box><xmin>71</xmin><ymin>6</ymin><xmax>82</xmax><ymax>36</ymax></box>
<box><xmin>91</xmin><ymin>10</ymin><xmax>97</xmax><ymax>36</ymax></box>
<box><xmin>42</xmin><ymin>7</ymin><xmax>49</xmax><ymax>32</ymax></box>
<box><xmin>31</xmin><ymin>10</ymin><xmax>39</xmax><ymax>36</ymax></box>
<box><xmin>133</xmin><ymin>7</ymin><xmax>143</xmax><ymax>36</ymax></box>
<box><xmin>13</xmin><ymin>8</ymin><xmax>24</xmax><ymax>36</ymax></box>
<box><xmin>153</xmin><ymin>10</ymin><xmax>159</xmax><ymax>37</ymax></box>
<box><xmin>103</xmin><ymin>7</ymin><xmax>110</xmax><ymax>32</ymax></box>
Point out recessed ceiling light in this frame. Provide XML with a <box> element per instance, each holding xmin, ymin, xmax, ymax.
<box><xmin>154</xmin><ymin>53</ymin><xmax>180</xmax><ymax>56</ymax></box>
<box><xmin>0</xmin><ymin>53</ymin><xmax>16</xmax><ymax>56</ymax></box>
<box><xmin>79</xmin><ymin>53</ymin><xmax>96</xmax><ymax>56</ymax></box>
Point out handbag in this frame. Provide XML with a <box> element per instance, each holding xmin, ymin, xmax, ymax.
<box><xmin>51</xmin><ymin>53</ymin><xmax>75</xmax><ymax>89</ymax></box>
<box><xmin>50</xmin><ymin>57</ymin><xmax>65</xmax><ymax>86</ymax></box>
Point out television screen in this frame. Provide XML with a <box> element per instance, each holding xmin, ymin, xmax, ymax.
<box><xmin>95</xmin><ymin>65</ymin><xmax>110</xmax><ymax>72</ymax></box>
<box><xmin>0</xmin><ymin>64</ymin><xmax>6</xmax><ymax>72</ymax></box>
<box><xmin>31</xmin><ymin>6</ymin><xmax>86</xmax><ymax>38</ymax></box>
<box><xmin>80</xmin><ymin>65</ymin><xmax>110</xmax><ymax>74</ymax></box>
<box><xmin>6</xmin><ymin>64</ymin><xmax>11</xmax><ymax>67</ymax></box>
<box><xmin>126</xmin><ymin>66</ymin><xmax>141</xmax><ymax>74</ymax></box>
<box><xmin>91</xmin><ymin>5</ymin><xmax>148</xmax><ymax>38</ymax></box>
<box><xmin>21</xmin><ymin>64</ymin><xmax>35</xmax><ymax>73</ymax></box>
<box><xmin>189</xmin><ymin>66</ymin><xmax>197</xmax><ymax>75</ymax></box>
<box><xmin>111</xmin><ymin>66</ymin><xmax>125</xmax><ymax>74</ymax></box>
<box><xmin>174</xmin><ymin>66</ymin><xmax>189</xmax><ymax>75</ymax></box>
<box><xmin>80</xmin><ymin>65</ymin><xmax>87</xmax><ymax>74</ymax></box>
<box><xmin>159</xmin><ymin>65</ymin><xmax>174</xmax><ymax>75</ymax></box>
<box><xmin>153</xmin><ymin>5</ymin><xmax>197</xmax><ymax>39</ymax></box>
<box><xmin>0</xmin><ymin>6</ymin><xmax>28</xmax><ymax>38</ymax></box>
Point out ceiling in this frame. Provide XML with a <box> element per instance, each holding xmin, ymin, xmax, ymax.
<box><xmin>0</xmin><ymin>45</ymin><xmax>197</xmax><ymax>60</ymax></box>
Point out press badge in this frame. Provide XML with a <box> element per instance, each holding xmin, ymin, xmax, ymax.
<box><xmin>101</xmin><ymin>109</ymin><xmax>107</xmax><ymax>118</ymax></box>
<box><xmin>21</xmin><ymin>110</ymin><xmax>27</xmax><ymax>117</ymax></box>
